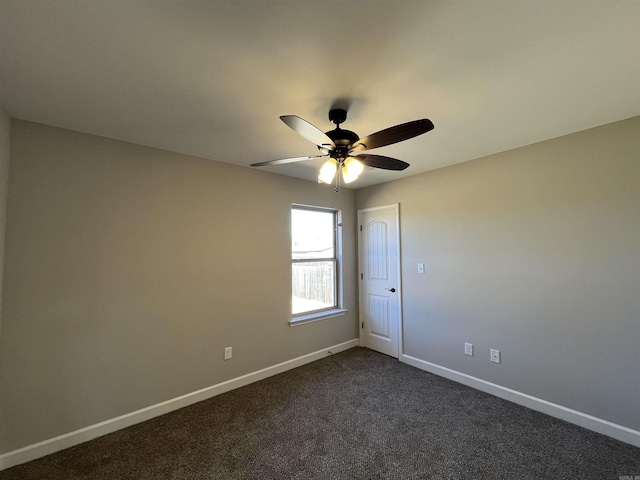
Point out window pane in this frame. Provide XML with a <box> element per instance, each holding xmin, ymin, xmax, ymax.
<box><xmin>292</xmin><ymin>209</ymin><xmax>334</xmax><ymax>260</ymax></box>
<box><xmin>292</xmin><ymin>261</ymin><xmax>336</xmax><ymax>315</ymax></box>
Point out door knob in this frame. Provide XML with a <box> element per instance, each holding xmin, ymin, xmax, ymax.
<box><xmin>386</xmin><ymin>288</ymin><xmax>396</xmax><ymax>293</ymax></box>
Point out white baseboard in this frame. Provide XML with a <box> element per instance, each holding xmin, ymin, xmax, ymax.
<box><xmin>402</xmin><ymin>354</ymin><xmax>640</xmax><ymax>448</ymax></box>
<box><xmin>0</xmin><ymin>339</ymin><xmax>360</xmax><ymax>471</ymax></box>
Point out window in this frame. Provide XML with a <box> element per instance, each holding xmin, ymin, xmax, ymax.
<box><xmin>291</xmin><ymin>205</ymin><xmax>343</xmax><ymax>320</ymax></box>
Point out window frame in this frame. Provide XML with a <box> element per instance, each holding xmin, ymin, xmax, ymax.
<box><xmin>290</xmin><ymin>204</ymin><xmax>347</xmax><ymax>326</ymax></box>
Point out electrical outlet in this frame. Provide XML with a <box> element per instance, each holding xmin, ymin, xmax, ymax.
<box><xmin>490</xmin><ymin>349</ymin><xmax>501</xmax><ymax>363</ymax></box>
<box><xmin>224</xmin><ymin>347</ymin><xmax>232</xmax><ymax>360</ymax></box>
<box><xmin>465</xmin><ymin>343</ymin><xmax>473</xmax><ymax>356</ymax></box>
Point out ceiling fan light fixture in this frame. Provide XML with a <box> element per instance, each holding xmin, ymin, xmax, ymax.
<box><xmin>252</xmin><ymin>108</ymin><xmax>433</xmax><ymax>192</ymax></box>
<box><xmin>318</xmin><ymin>158</ymin><xmax>338</xmax><ymax>184</ymax></box>
<box><xmin>341</xmin><ymin>157</ymin><xmax>364</xmax><ymax>184</ymax></box>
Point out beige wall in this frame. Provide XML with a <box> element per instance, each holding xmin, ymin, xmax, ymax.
<box><xmin>0</xmin><ymin>106</ymin><xmax>9</xmax><ymax>337</ymax></box>
<box><xmin>357</xmin><ymin>116</ymin><xmax>640</xmax><ymax>431</ymax></box>
<box><xmin>0</xmin><ymin>121</ymin><xmax>358</xmax><ymax>453</ymax></box>
<box><xmin>2</xmin><ymin>115</ymin><xmax>638</xmax><ymax>454</ymax></box>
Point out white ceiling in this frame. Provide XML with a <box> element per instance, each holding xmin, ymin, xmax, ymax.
<box><xmin>1</xmin><ymin>1</ymin><xmax>639</xmax><ymax>189</ymax></box>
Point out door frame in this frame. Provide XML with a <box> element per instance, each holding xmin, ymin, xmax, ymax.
<box><xmin>357</xmin><ymin>203</ymin><xmax>404</xmax><ymax>360</ymax></box>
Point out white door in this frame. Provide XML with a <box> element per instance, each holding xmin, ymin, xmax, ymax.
<box><xmin>358</xmin><ymin>204</ymin><xmax>401</xmax><ymax>358</ymax></box>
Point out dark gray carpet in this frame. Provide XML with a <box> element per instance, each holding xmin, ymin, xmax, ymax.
<box><xmin>2</xmin><ymin>347</ymin><xmax>639</xmax><ymax>479</ymax></box>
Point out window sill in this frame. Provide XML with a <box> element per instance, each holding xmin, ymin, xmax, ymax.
<box><xmin>289</xmin><ymin>309</ymin><xmax>348</xmax><ymax>327</ymax></box>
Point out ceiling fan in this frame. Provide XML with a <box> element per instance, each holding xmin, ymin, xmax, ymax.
<box><xmin>250</xmin><ymin>108</ymin><xmax>434</xmax><ymax>191</ymax></box>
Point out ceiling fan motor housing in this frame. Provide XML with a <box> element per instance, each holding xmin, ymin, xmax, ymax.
<box><xmin>325</xmin><ymin>109</ymin><xmax>359</xmax><ymax>159</ymax></box>
<box><xmin>324</xmin><ymin>130</ymin><xmax>359</xmax><ymax>160</ymax></box>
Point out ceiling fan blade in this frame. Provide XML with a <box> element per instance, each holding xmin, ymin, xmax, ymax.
<box><xmin>352</xmin><ymin>154</ymin><xmax>410</xmax><ymax>171</ymax></box>
<box><xmin>250</xmin><ymin>154</ymin><xmax>327</xmax><ymax>167</ymax></box>
<box><xmin>351</xmin><ymin>119</ymin><xmax>434</xmax><ymax>152</ymax></box>
<box><xmin>280</xmin><ymin>115</ymin><xmax>336</xmax><ymax>149</ymax></box>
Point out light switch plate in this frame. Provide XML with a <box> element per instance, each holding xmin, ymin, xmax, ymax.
<box><xmin>418</xmin><ymin>263</ymin><xmax>425</xmax><ymax>274</ymax></box>
<box><xmin>465</xmin><ymin>343</ymin><xmax>473</xmax><ymax>356</ymax></box>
